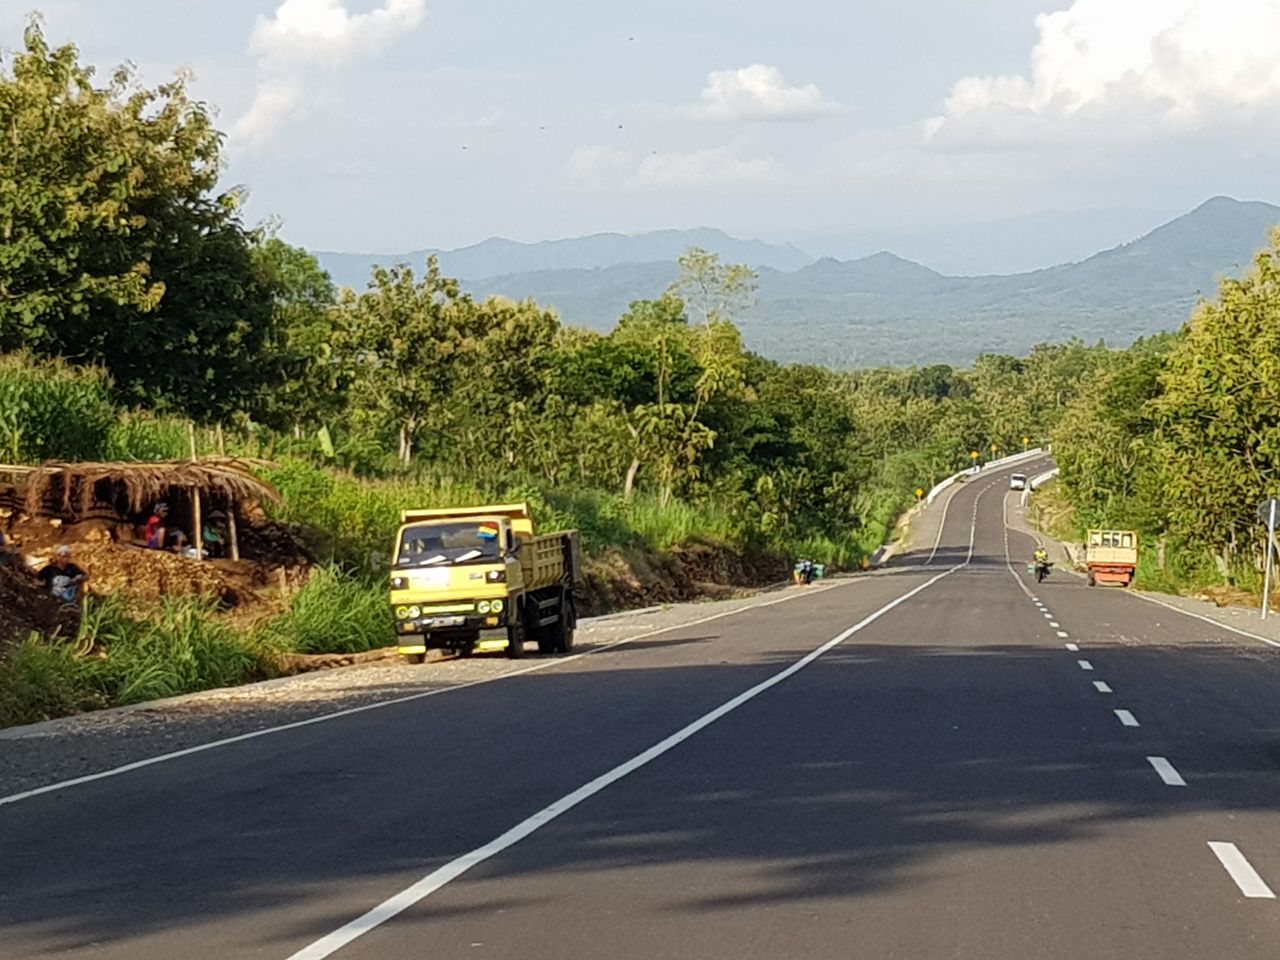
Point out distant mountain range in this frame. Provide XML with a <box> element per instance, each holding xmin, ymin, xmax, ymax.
<box><xmin>315</xmin><ymin>228</ymin><xmax>812</xmax><ymax>289</ymax></box>
<box><xmin>314</xmin><ymin>197</ymin><xmax>1280</xmax><ymax>367</ymax></box>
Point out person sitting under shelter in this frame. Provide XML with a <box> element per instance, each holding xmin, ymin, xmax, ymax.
<box><xmin>39</xmin><ymin>545</ymin><xmax>88</xmax><ymax>603</ymax></box>
<box><xmin>144</xmin><ymin>503</ymin><xmax>187</xmax><ymax>551</ymax></box>
<box><xmin>203</xmin><ymin>510</ymin><xmax>229</xmax><ymax>559</ymax></box>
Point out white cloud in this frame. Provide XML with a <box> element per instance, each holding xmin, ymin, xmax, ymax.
<box><xmin>689</xmin><ymin>65</ymin><xmax>841</xmax><ymax>122</ymax></box>
<box><xmin>929</xmin><ymin>0</ymin><xmax>1280</xmax><ymax>146</ymax></box>
<box><xmin>232</xmin><ymin>0</ymin><xmax>426</xmax><ymax>146</ymax></box>
<box><xmin>249</xmin><ymin>0</ymin><xmax>426</xmax><ymax>62</ymax></box>
<box><xmin>230</xmin><ymin>79</ymin><xmax>303</xmax><ymax>146</ymax></box>
<box><xmin>563</xmin><ymin>145</ymin><xmax>780</xmax><ymax>192</ymax></box>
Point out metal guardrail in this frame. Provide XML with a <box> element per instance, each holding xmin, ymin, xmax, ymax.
<box><xmin>1020</xmin><ymin>467</ymin><xmax>1061</xmax><ymax>506</ymax></box>
<box><xmin>926</xmin><ymin>448</ymin><xmax>1046</xmax><ymax>505</ymax></box>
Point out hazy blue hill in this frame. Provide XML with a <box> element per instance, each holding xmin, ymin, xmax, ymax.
<box><xmin>315</xmin><ymin>228</ymin><xmax>812</xmax><ymax>290</ymax></box>
<box><xmin>469</xmin><ymin>262</ymin><xmax>682</xmax><ymax>326</ymax></box>
<box><xmin>770</xmin><ymin>252</ymin><xmax>957</xmax><ymax>297</ymax></box>
<box><xmin>487</xmin><ymin>197</ymin><xmax>1279</xmax><ymax>366</ymax></box>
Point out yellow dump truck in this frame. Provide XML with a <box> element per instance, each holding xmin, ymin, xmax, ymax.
<box><xmin>1085</xmin><ymin>529</ymin><xmax>1138</xmax><ymax>587</ymax></box>
<box><xmin>389</xmin><ymin>503</ymin><xmax>582</xmax><ymax>661</ymax></box>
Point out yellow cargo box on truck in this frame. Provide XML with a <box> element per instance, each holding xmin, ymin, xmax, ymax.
<box><xmin>1085</xmin><ymin>529</ymin><xmax>1138</xmax><ymax>587</ymax></box>
<box><xmin>389</xmin><ymin>503</ymin><xmax>583</xmax><ymax>661</ymax></box>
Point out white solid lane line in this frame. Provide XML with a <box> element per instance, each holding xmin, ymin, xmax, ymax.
<box><xmin>283</xmin><ymin>560</ymin><xmax>970</xmax><ymax>960</ymax></box>
<box><xmin>1065</xmin><ymin>643</ymin><xmax>1079</xmax><ymax>652</ymax></box>
<box><xmin>1078</xmin><ymin>660</ymin><xmax>1094</xmax><ymax>671</ymax></box>
<box><xmin>1093</xmin><ymin>681</ymin><xmax>1113</xmax><ymax>693</ymax></box>
<box><xmin>1147</xmin><ymin>756</ymin><xmax>1187</xmax><ymax>786</ymax></box>
<box><xmin>1209</xmin><ymin>843</ymin><xmax>1277</xmax><ymax>899</ymax></box>
<box><xmin>1115</xmin><ymin>709</ymin><xmax>1140</xmax><ymax>727</ymax></box>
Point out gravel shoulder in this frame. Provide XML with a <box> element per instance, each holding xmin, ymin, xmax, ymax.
<box><xmin>1006</xmin><ymin>487</ymin><xmax>1280</xmax><ymax>651</ymax></box>
<box><xmin>0</xmin><ymin>581</ymin><xmax>842</xmax><ymax>799</ymax></box>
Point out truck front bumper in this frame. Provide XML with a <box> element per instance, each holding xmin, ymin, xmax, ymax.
<box><xmin>396</xmin><ymin>612</ymin><xmax>505</xmax><ymax>650</ymax></box>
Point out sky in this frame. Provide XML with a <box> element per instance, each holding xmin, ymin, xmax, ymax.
<box><xmin>2</xmin><ymin>0</ymin><xmax>1279</xmax><ymax>268</ymax></box>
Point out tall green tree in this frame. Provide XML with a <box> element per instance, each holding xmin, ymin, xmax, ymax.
<box><xmin>334</xmin><ymin>259</ymin><xmax>561</xmax><ymax>469</ymax></box>
<box><xmin>0</xmin><ymin>21</ymin><xmax>278</xmax><ymax>418</ymax></box>
<box><xmin>252</xmin><ymin>237</ymin><xmax>342</xmax><ymax>436</ymax></box>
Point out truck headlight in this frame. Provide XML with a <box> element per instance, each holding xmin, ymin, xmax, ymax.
<box><xmin>486</xmin><ymin>570</ymin><xmax>507</xmax><ymax>583</ymax></box>
<box><xmin>477</xmin><ymin>601</ymin><xmax>491</xmax><ymax>614</ymax></box>
<box><xmin>395</xmin><ymin>606</ymin><xmax>410</xmax><ymax>620</ymax></box>
<box><xmin>407</xmin><ymin>606</ymin><xmax>421</xmax><ymax>619</ymax></box>
<box><xmin>490</xmin><ymin>599</ymin><xmax>504</xmax><ymax>613</ymax></box>
<box><xmin>391</xmin><ymin>576</ymin><xmax>407</xmax><ymax>590</ymax></box>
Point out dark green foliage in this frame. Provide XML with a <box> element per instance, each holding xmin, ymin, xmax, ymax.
<box><xmin>0</xmin><ymin>22</ymin><xmax>282</xmax><ymax>421</ymax></box>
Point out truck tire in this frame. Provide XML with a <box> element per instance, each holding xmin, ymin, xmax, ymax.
<box><xmin>552</xmin><ymin>597</ymin><xmax>576</xmax><ymax>654</ymax></box>
<box><xmin>1087</xmin><ymin>571</ymin><xmax>1096</xmax><ymax>587</ymax></box>
<box><xmin>403</xmin><ymin>652</ymin><xmax>425</xmax><ymax>665</ymax></box>
<box><xmin>506</xmin><ymin>616</ymin><xmax>525</xmax><ymax>659</ymax></box>
<box><xmin>535</xmin><ymin>624</ymin><xmax>555</xmax><ymax>655</ymax></box>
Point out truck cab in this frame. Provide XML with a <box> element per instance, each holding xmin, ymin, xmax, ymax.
<box><xmin>389</xmin><ymin>503</ymin><xmax>580</xmax><ymax>661</ymax></box>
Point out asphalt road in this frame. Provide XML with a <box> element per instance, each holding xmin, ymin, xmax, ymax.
<box><xmin>7</xmin><ymin>457</ymin><xmax>1280</xmax><ymax>958</ymax></box>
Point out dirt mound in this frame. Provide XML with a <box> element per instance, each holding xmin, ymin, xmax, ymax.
<box><xmin>1196</xmin><ymin>584</ymin><xmax>1260</xmax><ymax>609</ymax></box>
<box><xmin>2</xmin><ymin>515</ymin><xmax>316</xmax><ymax>614</ymax></box>
<box><xmin>68</xmin><ymin>543</ymin><xmax>253</xmax><ymax>607</ymax></box>
<box><xmin>578</xmin><ymin>541</ymin><xmax>791</xmax><ymax>617</ymax></box>
<box><xmin>0</xmin><ymin>564</ymin><xmax>80</xmax><ymax>650</ymax></box>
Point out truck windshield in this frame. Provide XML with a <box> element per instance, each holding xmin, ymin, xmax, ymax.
<box><xmin>396</xmin><ymin>522</ymin><xmax>502</xmax><ymax>568</ymax></box>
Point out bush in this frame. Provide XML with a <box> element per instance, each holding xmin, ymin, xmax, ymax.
<box><xmin>257</xmin><ymin>567</ymin><xmax>392</xmax><ymax>655</ymax></box>
<box><xmin>76</xmin><ymin>595</ymin><xmax>273</xmax><ymax>705</ymax></box>
<box><xmin>0</xmin><ymin>635</ymin><xmax>107</xmax><ymax>728</ymax></box>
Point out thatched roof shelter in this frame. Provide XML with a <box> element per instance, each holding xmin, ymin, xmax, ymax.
<box><xmin>0</xmin><ymin>458</ymin><xmax>280</xmax><ymax>519</ymax></box>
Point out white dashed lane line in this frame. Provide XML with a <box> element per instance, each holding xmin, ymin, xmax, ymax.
<box><xmin>1056</xmin><ymin>631</ymin><xmax>1070</xmax><ymax>639</ymax></box>
<box><xmin>1147</xmin><ymin>756</ymin><xmax>1187</xmax><ymax>786</ymax></box>
<box><xmin>1093</xmin><ymin>681</ymin><xmax>1113</xmax><ymax>693</ymax></box>
<box><xmin>1209</xmin><ymin>843</ymin><xmax>1277</xmax><ymax>899</ymax></box>
<box><xmin>1078</xmin><ymin>660</ymin><xmax>1094</xmax><ymax>671</ymax></box>
<box><xmin>1065</xmin><ymin>643</ymin><xmax>1079</xmax><ymax>652</ymax></box>
<box><xmin>1115</xmin><ymin>709</ymin><xmax>1140</xmax><ymax>727</ymax></box>
<box><xmin>1050</xmin><ymin>621</ymin><xmax>1061</xmax><ymax>628</ymax></box>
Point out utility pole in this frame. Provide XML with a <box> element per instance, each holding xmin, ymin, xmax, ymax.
<box><xmin>1261</xmin><ymin>498</ymin><xmax>1279</xmax><ymax>620</ymax></box>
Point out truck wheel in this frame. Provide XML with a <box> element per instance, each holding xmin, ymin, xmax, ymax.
<box><xmin>552</xmin><ymin>600</ymin><xmax>575</xmax><ymax>654</ymax></box>
<box><xmin>1087</xmin><ymin>571</ymin><xmax>1096</xmax><ymax>587</ymax></box>
<box><xmin>535</xmin><ymin>624</ymin><xmax>555</xmax><ymax>655</ymax></box>
<box><xmin>403</xmin><ymin>653</ymin><xmax>425</xmax><ymax>665</ymax></box>
<box><xmin>506</xmin><ymin>618</ymin><xmax>525</xmax><ymax>659</ymax></box>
